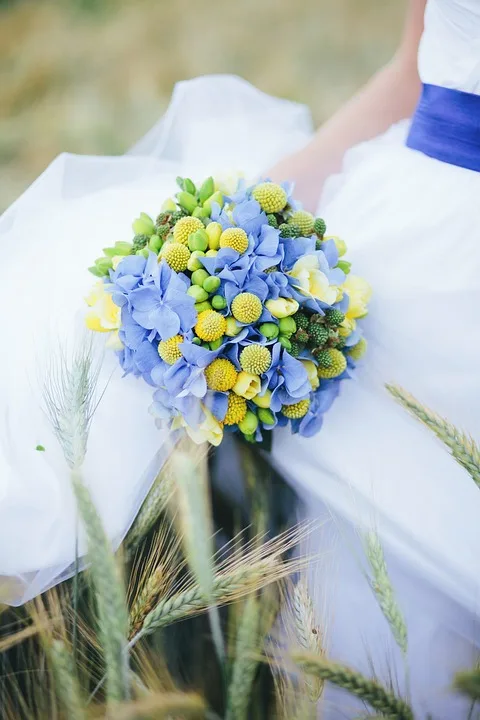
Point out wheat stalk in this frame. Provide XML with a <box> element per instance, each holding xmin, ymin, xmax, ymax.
<box><xmin>125</xmin><ymin>460</ymin><xmax>175</xmax><ymax>554</ymax></box>
<box><xmin>363</xmin><ymin>531</ymin><xmax>408</xmax><ymax>655</ymax></box>
<box><xmin>387</xmin><ymin>384</ymin><xmax>480</xmax><ymax>488</ymax></box>
<box><xmin>43</xmin><ymin>343</ymin><xmax>129</xmax><ymax>705</ymax></box>
<box><xmin>293</xmin><ymin>652</ymin><xmax>413</xmax><ymax>719</ymax></box>
<box><xmin>105</xmin><ymin>692</ymin><xmax>207</xmax><ymax>719</ymax></box>
<box><xmin>49</xmin><ymin>639</ymin><xmax>87</xmax><ymax>720</ymax></box>
<box><xmin>226</xmin><ymin>595</ymin><xmax>260</xmax><ymax>720</ymax></box>
<box><xmin>454</xmin><ymin>667</ymin><xmax>480</xmax><ymax>699</ymax></box>
<box><xmin>292</xmin><ymin>579</ymin><xmax>325</xmax><ymax>701</ymax></box>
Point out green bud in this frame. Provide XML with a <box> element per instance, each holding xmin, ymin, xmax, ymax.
<box><xmin>132</xmin><ymin>212</ymin><xmax>155</xmax><ymax>237</ymax></box>
<box><xmin>205</xmin><ymin>249</ymin><xmax>218</xmax><ymax>258</ymax></box>
<box><xmin>203</xmin><ymin>276</ymin><xmax>221</xmax><ymax>294</ymax></box>
<box><xmin>258</xmin><ymin>408</ymin><xmax>276</xmax><ymax>426</ymax></box>
<box><xmin>239</xmin><ymin>410</ymin><xmax>259</xmax><ymax>435</ymax></box>
<box><xmin>203</xmin><ymin>190</ymin><xmax>224</xmax><ymax>214</ymax></box>
<box><xmin>95</xmin><ymin>256</ymin><xmax>113</xmax><ymax>274</ymax></box>
<box><xmin>225</xmin><ymin>317</ymin><xmax>241</xmax><ymax>337</ymax></box>
<box><xmin>103</xmin><ymin>241</ymin><xmax>132</xmax><ymax>257</ymax></box>
<box><xmin>279</xmin><ymin>316</ymin><xmax>297</xmax><ymax>337</ymax></box>
<box><xmin>209</xmin><ymin>338</ymin><xmax>224</xmax><ymax>351</ymax></box>
<box><xmin>188</xmin><ymin>229</ymin><xmax>209</xmax><ymax>252</ymax></box>
<box><xmin>177</xmin><ymin>191</ymin><xmax>198</xmax><ymax>214</ymax></box>
<box><xmin>205</xmin><ymin>221</ymin><xmax>222</xmax><ymax>249</ymax></box>
<box><xmin>161</xmin><ymin>198</ymin><xmax>177</xmax><ymax>212</ymax></box>
<box><xmin>191</xmin><ymin>269</ymin><xmax>209</xmax><ymax>286</ymax></box>
<box><xmin>192</xmin><ymin>337</ymin><xmax>202</xmax><ymax>346</ymax></box>
<box><xmin>199</xmin><ymin>176</ymin><xmax>215</xmax><ymax>203</ymax></box>
<box><xmin>195</xmin><ymin>301</ymin><xmax>212</xmax><ymax>313</ymax></box>
<box><xmin>183</xmin><ymin>177</ymin><xmax>196</xmax><ymax>195</ymax></box>
<box><xmin>140</xmin><ymin>247</ymin><xmax>150</xmax><ymax>258</ymax></box>
<box><xmin>278</xmin><ymin>336</ymin><xmax>292</xmax><ymax>352</ymax></box>
<box><xmin>337</xmin><ymin>260</ymin><xmax>351</xmax><ymax>275</ymax></box>
<box><xmin>148</xmin><ymin>234</ymin><xmax>162</xmax><ymax>253</ymax></box>
<box><xmin>88</xmin><ymin>265</ymin><xmax>104</xmax><ymax>277</ymax></box>
<box><xmin>211</xmin><ymin>294</ymin><xmax>227</xmax><ymax>310</ymax></box>
<box><xmin>259</xmin><ymin>322</ymin><xmax>279</xmax><ymax>340</ymax></box>
<box><xmin>188</xmin><ymin>285</ymin><xmax>209</xmax><ymax>303</ymax></box>
<box><xmin>192</xmin><ymin>206</ymin><xmax>210</xmax><ymax>219</ymax></box>
<box><xmin>176</xmin><ymin>176</ymin><xmax>185</xmax><ymax>190</ymax></box>
<box><xmin>243</xmin><ymin>433</ymin><xmax>256</xmax><ymax>444</ymax></box>
<box><xmin>187</xmin><ymin>250</ymin><xmax>206</xmax><ymax>272</ymax></box>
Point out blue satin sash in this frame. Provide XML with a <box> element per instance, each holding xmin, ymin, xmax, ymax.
<box><xmin>406</xmin><ymin>83</ymin><xmax>480</xmax><ymax>172</ymax></box>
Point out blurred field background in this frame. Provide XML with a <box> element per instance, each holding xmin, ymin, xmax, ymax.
<box><xmin>0</xmin><ymin>0</ymin><xmax>405</xmax><ymax>212</ymax></box>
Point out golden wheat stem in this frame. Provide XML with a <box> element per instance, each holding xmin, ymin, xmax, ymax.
<box><xmin>292</xmin><ymin>580</ymin><xmax>324</xmax><ymax>701</ymax></box>
<box><xmin>293</xmin><ymin>652</ymin><xmax>413</xmax><ymax>719</ymax></box>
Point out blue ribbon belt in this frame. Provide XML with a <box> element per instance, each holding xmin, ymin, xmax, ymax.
<box><xmin>406</xmin><ymin>83</ymin><xmax>480</xmax><ymax>172</ymax></box>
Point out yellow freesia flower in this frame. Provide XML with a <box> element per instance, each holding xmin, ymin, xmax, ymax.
<box><xmin>289</xmin><ymin>255</ymin><xmax>338</xmax><ymax>305</ymax></box>
<box><xmin>233</xmin><ymin>371</ymin><xmax>261</xmax><ymax>400</ymax></box>
<box><xmin>343</xmin><ymin>275</ymin><xmax>372</xmax><ymax>320</ymax></box>
<box><xmin>265</xmin><ymin>297</ymin><xmax>299</xmax><ymax>319</ymax></box>
<box><xmin>300</xmin><ymin>359</ymin><xmax>320</xmax><ymax>391</ymax></box>
<box><xmin>85</xmin><ymin>282</ymin><xmax>121</xmax><ymax>341</ymax></box>
<box><xmin>172</xmin><ymin>406</ymin><xmax>224</xmax><ymax>447</ymax></box>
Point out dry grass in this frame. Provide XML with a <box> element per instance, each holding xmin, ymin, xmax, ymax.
<box><xmin>0</xmin><ymin>0</ymin><xmax>404</xmax><ymax>210</ymax></box>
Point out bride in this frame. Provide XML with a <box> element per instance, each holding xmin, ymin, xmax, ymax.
<box><xmin>1</xmin><ymin>0</ymin><xmax>479</xmax><ymax>716</ymax></box>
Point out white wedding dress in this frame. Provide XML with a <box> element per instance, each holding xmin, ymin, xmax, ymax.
<box><xmin>0</xmin><ymin>0</ymin><xmax>479</xmax><ymax>716</ymax></box>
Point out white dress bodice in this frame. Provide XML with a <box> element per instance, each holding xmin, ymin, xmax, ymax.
<box><xmin>419</xmin><ymin>0</ymin><xmax>480</xmax><ymax>94</ymax></box>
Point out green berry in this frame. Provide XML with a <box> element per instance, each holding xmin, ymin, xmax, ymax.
<box><xmin>211</xmin><ymin>294</ymin><xmax>227</xmax><ymax>310</ymax></box>
<box><xmin>267</xmin><ymin>214</ymin><xmax>278</xmax><ymax>228</ymax></box>
<box><xmin>312</xmin><ymin>348</ymin><xmax>332</xmax><ymax>368</ymax></box>
<box><xmin>195</xmin><ymin>301</ymin><xmax>212</xmax><ymax>313</ymax></box>
<box><xmin>155</xmin><ymin>211</ymin><xmax>170</xmax><ymax>226</ymax></box>
<box><xmin>294</xmin><ymin>328</ymin><xmax>309</xmax><ymax>345</ymax></box>
<box><xmin>156</xmin><ymin>223</ymin><xmax>170</xmax><ymax>240</ymax></box>
<box><xmin>132</xmin><ymin>233</ymin><xmax>149</xmax><ymax>252</ymax></box>
<box><xmin>188</xmin><ymin>285</ymin><xmax>209</xmax><ymax>303</ymax></box>
<box><xmin>203</xmin><ymin>276</ymin><xmax>221</xmax><ymax>294</ymax></box>
<box><xmin>279</xmin><ymin>223</ymin><xmax>300</xmax><ymax>239</ymax></box>
<box><xmin>191</xmin><ymin>269</ymin><xmax>209</xmax><ymax>286</ymax></box>
<box><xmin>209</xmin><ymin>338</ymin><xmax>224</xmax><ymax>351</ymax></box>
<box><xmin>325</xmin><ymin>309</ymin><xmax>345</xmax><ymax>328</ymax></box>
<box><xmin>171</xmin><ymin>210</ymin><xmax>187</xmax><ymax>223</ymax></box>
<box><xmin>315</xmin><ymin>239</ymin><xmax>323</xmax><ymax>251</ymax></box>
<box><xmin>293</xmin><ymin>312</ymin><xmax>309</xmax><ymax>331</ymax></box>
<box><xmin>308</xmin><ymin>322</ymin><xmax>329</xmax><ymax>347</ymax></box>
<box><xmin>314</xmin><ymin>217</ymin><xmax>327</xmax><ymax>236</ymax></box>
<box><xmin>289</xmin><ymin>340</ymin><xmax>303</xmax><ymax>358</ymax></box>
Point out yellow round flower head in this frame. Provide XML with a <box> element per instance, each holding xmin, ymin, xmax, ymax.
<box><xmin>348</xmin><ymin>337</ymin><xmax>368</xmax><ymax>361</ymax></box>
<box><xmin>317</xmin><ymin>349</ymin><xmax>347</xmax><ymax>379</ymax></box>
<box><xmin>158</xmin><ymin>335</ymin><xmax>183</xmax><ymax>364</ymax></box>
<box><xmin>224</xmin><ymin>392</ymin><xmax>247</xmax><ymax>426</ymax></box>
<box><xmin>240</xmin><ymin>344</ymin><xmax>271</xmax><ymax>375</ymax></box>
<box><xmin>282</xmin><ymin>399</ymin><xmax>310</xmax><ymax>419</ymax></box>
<box><xmin>231</xmin><ymin>292</ymin><xmax>263</xmax><ymax>324</ymax></box>
<box><xmin>219</xmin><ymin>227</ymin><xmax>249</xmax><ymax>254</ymax></box>
<box><xmin>289</xmin><ymin>210</ymin><xmax>314</xmax><ymax>236</ymax></box>
<box><xmin>205</xmin><ymin>358</ymin><xmax>238</xmax><ymax>391</ymax></box>
<box><xmin>195</xmin><ymin>310</ymin><xmax>227</xmax><ymax>342</ymax></box>
<box><xmin>162</xmin><ymin>243</ymin><xmax>191</xmax><ymax>273</ymax></box>
<box><xmin>173</xmin><ymin>216</ymin><xmax>204</xmax><ymax>245</ymax></box>
<box><xmin>252</xmin><ymin>182</ymin><xmax>288</xmax><ymax>213</ymax></box>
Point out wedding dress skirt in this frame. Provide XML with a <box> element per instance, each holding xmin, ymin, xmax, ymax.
<box><xmin>1</xmin><ymin>69</ymin><xmax>480</xmax><ymax>720</ymax></box>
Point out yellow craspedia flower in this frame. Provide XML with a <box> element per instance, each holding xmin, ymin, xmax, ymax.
<box><xmin>158</xmin><ymin>335</ymin><xmax>183</xmax><ymax>364</ymax></box>
<box><xmin>85</xmin><ymin>281</ymin><xmax>121</xmax><ymax>333</ymax></box>
<box><xmin>162</xmin><ymin>243</ymin><xmax>191</xmax><ymax>272</ymax></box>
<box><xmin>239</xmin><ymin>344</ymin><xmax>271</xmax><ymax>375</ymax></box>
<box><xmin>289</xmin><ymin>255</ymin><xmax>337</xmax><ymax>305</ymax></box>
<box><xmin>282</xmin><ymin>399</ymin><xmax>310</xmax><ymax>419</ymax></box>
<box><xmin>233</xmin><ymin>371</ymin><xmax>261</xmax><ymax>400</ymax></box>
<box><xmin>317</xmin><ymin>349</ymin><xmax>347</xmax><ymax>379</ymax></box>
<box><xmin>348</xmin><ymin>337</ymin><xmax>368</xmax><ymax>361</ymax></box>
<box><xmin>300</xmin><ymin>359</ymin><xmax>320</xmax><ymax>391</ymax></box>
<box><xmin>231</xmin><ymin>292</ymin><xmax>263</xmax><ymax>324</ymax></box>
<box><xmin>195</xmin><ymin>310</ymin><xmax>227</xmax><ymax>341</ymax></box>
<box><xmin>219</xmin><ymin>227</ymin><xmax>249</xmax><ymax>254</ymax></box>
<box><xmin>205</xmin><ymin>358</ymin><xmax>238</xmax><ymax>391</ymax></box>
<box><xmin>343</xmin><ymin>275</ymin><xmax>372</xmax><ymax>320</ymax></box>
<box><xmin>173</xmin><ymin>216</ymin><xmax>204</xmax><ymax>245</ymax></box>
<box><xmin>289</xmin><ymin>210</ymin><xmax>314</xmax><ymax>236</ymax></box>
<box><xmin>224</xmin><ymin>391</ymin><xmax>247</xmax><ymax>426</ymax></box>
<box><xmin>252</xmin><ymin>182</ymin><xmax>288</xmax><ymax>213</ymax></box>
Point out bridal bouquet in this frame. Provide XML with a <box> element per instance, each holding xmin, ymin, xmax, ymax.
<box><xmin>85</xmin><ymin>177</ymin><xmax>370</xmax><ymax>446</ymax></box>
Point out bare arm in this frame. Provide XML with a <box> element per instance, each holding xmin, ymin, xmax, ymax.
<box><xmin>269</xmin><ymin>0</ymin><xmax>426</xmax><ymax>210</ymax></box>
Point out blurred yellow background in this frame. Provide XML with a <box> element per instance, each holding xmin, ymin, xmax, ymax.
<box><xmin>0</xmin><ymin>0</ymin><xmax>405</xmax><ymax>211</ymax></box>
